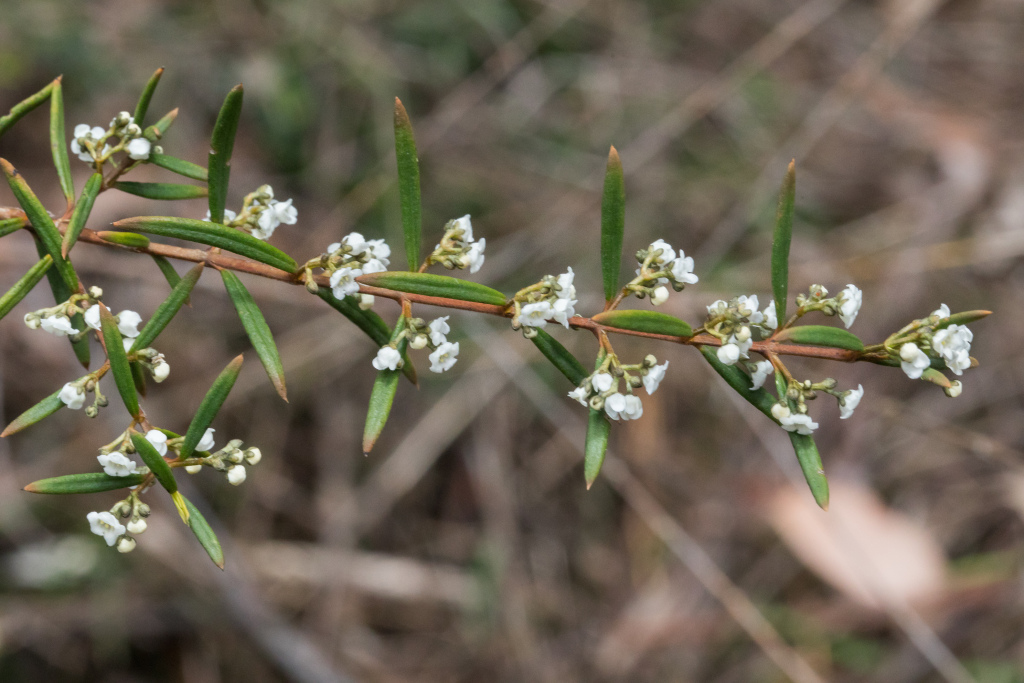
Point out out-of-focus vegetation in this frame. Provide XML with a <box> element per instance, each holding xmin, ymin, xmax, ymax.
<box><xmin>1</xmin><ymin>1</ymin><xmax>1023</xmax><ymax>681</ymax></box>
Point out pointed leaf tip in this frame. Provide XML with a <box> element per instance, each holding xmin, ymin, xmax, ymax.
<box><xmin>601</xmin><ymin>146</ymin><xmax>626</xmax><ymax>303</ymax></box>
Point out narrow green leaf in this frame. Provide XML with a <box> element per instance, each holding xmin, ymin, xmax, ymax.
<box><xmin>130</xmin><ymin>262</ymin><xmax>203</xmax><ymax>351</ymax></box>
<box><xmin>133</xmin><ymin>67</ymin><xmax>164</xmax><ymax>126</ymax></box>
<box><xmin>96</xmin><ymin>230</ymin><xmax>151</xmax><ymax>249</ymax></box>
<box><xmin>208</xmin><ymin>85</ymin><xmax>243</xmax><ymax>224</ymax></box>
<box><xmin>583</xmin><ymin>408</ymin><xmax>611</xmax><ymax>489</ymax></box>
<box><xmin>150</xmin><ymin>253</ymin><xmax>182</xmax><ymax>288</ymax></box>
<box><xmin>131</xmin><ymin>361</ymin><xmax>147</xmax><ymax>397</ymax></box>
<box><xmin>34</xmin><ymin>241</ymin><xmax>88</xmax><ymax>368</ymax></box>
<box><xmin>314</xmin><ymin>288</ymin><xmax>417</xmax><ymax>385</ymax></box>
<box><xmin>183</xmin><ymin>497</ymin><xmax>224</xmax><ymax>569</ymax></box>
<box><xmin>0</xmin><ymin>217</ymin><xmax>26</xmax><ymax>238</ymax></box>
<box><xmin>940</xmin><ymin>310</ymin><xmax>991</xmax><ymax>328</ymax></box>
<box><xmin>100</xmin><ymin>305</ymin><xmax>140</xmax><ymax>418</ymax></box>
<box><xmin>149</xmin><ymin>153</ymin><xmax>208</xmax><ymax>181</ymax></box>
<box><xmin>790</xmin><ymin>433</ymin><xmax>829</xmax><ymax>510</ymax></box>
<box><xmin>363</xmin><ymin>318</ymin><xmax>408</xmax><ymax>454</ymax></box>
<box><xmin>774</xmin><ymin>325</ymin><xmax>864</xmax><ymax>351</ymax></box>
<box><xmin>0</xmin><ymin>255</ymin><xmax>52</xmax><ymax>322</ymax></box>
<box><xmin>25</xmin><ymin>472</ymin><xmax>146</xmax><ymax>494</ymax></box>
<box><xmin>358</xmin><ymin>271</ymin><xmax>506</xmax><ymax>306</ymax></box>
<box><xmin>49</xmin><ymin>78</ymin><xmax>74</xmax><ymax>206</ymax></box>
<box><xmin>771</xmin><ymin>161</ymin><xmax>796</xmax><ymax>323</ymax></box>
<box><xmin>130</xmin><ymin>432</ymin><xmax>177</xmax><ymax>494</ymax></box>
<box><xmin>113</xmin><ymin>181</ymin><xmax>207</xmax><ymax>201</ymax></box>
<box><xmin>114</xmin><ymin>216</ymin><xmax>298</xmax><ymax>273</ymax></box>
<box><xmin>601</xmin><ymin>146</ymin><xmax>625</xmax><ymax>303</ymax></box>
<box><xmin>2</xmin><ymin>158</ymin><xmax>79</xmax><ymax>291</ymax></box>
<box><xmin>0</xmin><ymin>80</ymin><xmax>53</xmax><ymax>138</ymax></box>
<box><xmin>699</xmin><ymin>346</ymin><xmax>777</xmax><ymax>420</ymax></box>
<box><xmin>62</xmin><ymin>172</ymin><xmax>102</xmax><ymax>257</ymax></box>
<box><xmin>592</xmin><ymin>309</ymin><xmax>692</xmax><ymax>338</ymax></box>
<box><xmin>394</xmin><ymin>98</ymin><xmax>421</xmax><ymax>271</ymax></box>
<box><xmin>143</xmin><ymin>108</ymin><xmax>178</xmax><ymax>142</ymax></box>
<box><xmin>221</xmin><ymin>270</ymin><xmax>287</xmax><ymax>401</ymax></box>
<box><xmin>1</xmin><ymin>388</ymin><xmax>63</xmax><ymax>437</ymax></box>
<box><xmin>180</xmin><ymin>355</ymin><xmax>244</xmax><ymax>459</ymax></box>
<box><xmin>530</xmin><ymin>329</ymin><xmax>587</xmax><ymax>386</ymax></box>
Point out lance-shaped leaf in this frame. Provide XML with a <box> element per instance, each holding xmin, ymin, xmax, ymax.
<box><xmin>62</xmin><ymin>172</ymin><xmax>102</xmax><ymax>257</ymax></box>
<box><xmin>0</xmin><ymin>80</ymin><xmax>52</xmax><ymax>138</ymax></box>
<box><xmin>363</xmin><ymin>318</ymin><xmax>409</xmax><ymax>454</ymax></box>
<box><xmin>358</xmin><ymin>271</ymin><xmax>506</xmax><ymax>306</ymax></box>
<box><xmin>315</xmin><ymin>288</ymin><xmax>417</xmax><ymax>384</ymax></box>
<box><xmin>34</xmin><ymin>241</ymin><xmax>88</xmax><ymax>367</ymax></box>
<box><xmin>394</xmin><ymin>98</ymin><xmax>421</xmax><ymax>271</ymax></box>
<box><xmin>151</xmin><ymin>253</ymin><xmax>181</xmax><ymax>287</ymax></box>
<box><xmin>113</xmin><ymin>181</ymin><xmax>208</xmax><ymax>201</ymax></box>
<box><xmin>133</xmin><ymin>67</ymin><xmax>164</xmax><ymax>126</ymax></box>
<box><xmin>2</xmin><ymin>159</ymin><xmax>79</xmax><ymax>291</ymax></box>
<box><xmin>96</xmin><ymin>230</ymin><xmax>151</xmax><ymax>249</ymax></box>
<box><xmin>183</xmin><ymin>497</ymin><xmax>224</xmax><ymax>569</ymax></box>
<box><xmin>939</xmin><ymin>310</ymin><xmax>992</xmax><ymax>328</ymax></box>
<box><xmin>601</xmin><ymin>146</ymin><xmax>625</xmax><ymax>303</ymax></box>
<box><xmin>584</xmin><ymin>408</ymin><xmax>611</xmax><ymax>489</ymax></box>
<box><xmin>0</xmin><ymin>217</ymin><xmax>27</xmax><ymax>238</ymax></box>
<box><xmin>592</xmin><ymin>309</ymin><xmax>692</xmax><ymax>338</ymax></box>
<box><xmin>530</xmin><ymin>328</ymin><xmax>587</xmax><ymax>386</ymax></box>
<box><xmin>49</xmin><ymin>78</ymin><xmax>74</xmax><ymax>206</ymax></box>
<box><xmin>790</xmin><ymin>433</ymin><xmax>829</xmax><ymax>510</ymax></box>
<box><xmin>221</xmin><ymin>270</ymin><xmax>286</xmax><ymax>400</ymax></box>
<box><xmin>114</xmin><ymin>217</ymin><xmax>298</xmax><ymax>273</ymax></box>
<box><xmin>771</xmin><ymin>161</ymin><xmax>796</xmax><ymax>322</ymax></box>
<box><xmin>180</xmin><ymin>355</ymin><xmax>244</xmax><ymax>459</ymax></box>
<box><xmin>149</xmin><ymin>153</ymin><xmax>208</xmax><ymax>181</ymax></box>
<box><xmin>1</xmin><ymin>388</ymin><xmax>64</xmax><ymax>437</ymax></box>
<box><xmin>130</xmin><ymin>262</ymin><xmax>203</xmax><ymax>352</ymax></box>
<box><xmin>144</xmin><ymin>108</ymin><xmax>178</xmax><ymax>142</ymax></box>
<box><xmin>131</xmin><ymin>432</ymin><xmax>177</xmax><ymax>496</ymax></box>
<box><xmin>699</xmin><ymin>346</ymin><xmax>777</xmax><ymax>420</ymax></box>
<box><xmin>25</xmin><ymin>472</ymin><xmax>146</xmax><ymax>494</ymax></box>
<box><xmin>208</xmin><ymin>85</ymin><xmax>243</xmax><ymax>224</ymax></box>
<box><xmin>0</xmin><ymin>255</ymin><xmax>52</xmax><ymax>322</ymax></box>
<box><xmin>774</xmin><ymin>325</ymin><xmax>864</xmax><ymax>351</ymax></box>
<box><xmin>100</xmin><ymin>305</ymin><xmax>140</xmax><ymax>419</ymax></box>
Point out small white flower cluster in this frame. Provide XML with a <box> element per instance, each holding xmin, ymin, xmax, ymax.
<box><xmin>769</xmin><ymin>381</ymin><xmax>865</xmax><ymax>436</ymax></box>
<box><xmin>705</xmin><ymin>294</ymin><xmax>777</xmax><ymax>366</ymax></box>
<box><xmin>324</xmin><ymin>232</ymin><xmax>392</xmax><ymax>308</ymax></box>
<box><xmin>895</xmin><ymin>304</ymin><xmax>973</xmax><ymax>395</ymax></box>
<box><xmin>204</xmin><ymin>185</ymin><xmax>298</xmax><ymax>241</ymax></box>
<box><xmin>793</xmin><ymin>283</ymin><xmax>863</xmax><ymax>329</ymax></box>
<box><xmin>426</xmin><ymin>215</ymin><xmax>486</xmax><ymax>274</ymax></box>
<box><xmin>631</xmin><ymin>239</ymin><xmax>699</xmax><ymax>306</ymax></box>
<box><xmin>87</xmin><ymin>510</ymin><xmax>145</xmax><ymax>553</ymax></box>
<box><xmin>513</xmin><ymin>268</ymin><xmax>578</xmax><ymax>335</ymax></box>
<box><xmin>70</xmin><ymin>111</ymin><xmax>154</xmax><ymax>166</ymax></box>
<box><xmin>182</xmin><ymin>430</ymin><xmax>261</xmax><ymax>485</ymax></box>
<box><xmin>372</xmin><ymin>315</ymin><xmax>461</xmax><ymax>374</ymax></box>
<box><xmin>568</xmin><ymin>354</ymin><xmax>668</xmax><ymax>421</ymax></box>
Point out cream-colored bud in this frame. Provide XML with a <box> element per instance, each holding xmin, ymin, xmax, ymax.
<box><xmin>185</xmin><ymin>464</ymin><xmax>203</xmax><ymax>474</ymax></box>
<box><xmin>735</xmin><ymin>326</ymin><xmax>751</xmax><ymax>343</ymax></box>
<box><xmin>88</xmin><ymin>286</ymin><xmax>103</xmax><ymax>299</ymax></box>
<box><xmin>945</xmin><ymin>381</ymin><xmax>963</xmax><ymax>398</ymax></box>
<box><xmin>410</xmin><ymin>335</ymin><xmax>428</xmax><ymax>350</ymax></box>
<box><xmin>651</xmin><ymin>286</ymin><xmax>670</xmax><ymax>306</ymax></box>
<box><xmin>116</xmin><ymin>536</ymin><xmax>137</xmax><ymax>553</ymax></box>
<box><xmin>226</xmin><ymin>466</ymin><xmax>246</xmax><ymax>485</ymax></box>
<box><xmin>152</xmin><ymin>361</ymin><xmax>170</xmax><ymax>383</ymax></box>
<box><xmin>244</xmin><ymin>447</ymin><xmax>262</xmax><ymax>465</ymax></box>
<box><xmin>24</xmin><ymin>313</ymin><xmax>40</xmax><ymax>329</ymax></box>
<box><xmin>127</xmin><ymin>518</ymin><xmax>147</xmax><ymax>535</ymax></box>
<box><xmin>358</xmin><ymin>294</ymin><xmax>375</xmax><ymax>310</ymax></box>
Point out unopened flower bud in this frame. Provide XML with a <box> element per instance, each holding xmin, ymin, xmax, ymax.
<box><xmin>137</xmin><ymin>504</ymin><xmax>151</xmax><ymax>516</ymax></box>
<box><xmin>629</xmin><ymin>376</ymin><xmax>643</xmax><ymax>389</ymax></box>
<box><xmin>305</xmin><ymin>278</ymin><xmax>320</xmax><ymax>294</ymax></box>
<box><xmin>244</xmin><ymin>447</ymin><xmax>262</xmax><ymax>465</ymax></box>
<box><xmin>945</xmin><ymin>381</ymin><xmax>963</xmax><ymax>398</ymax></box>
<box><xmin>24</xmin><ymin>313</ymin><xmax>40</xmax><ymax>329</ymax></box>
<box><xmin>127</xmin><ymin>518</ymin><xmax>147</xmax><ymax>535</ymax></box>
<box><xmin>85</xmin><ymin>405</ymin><xmax>99</xmax><ymax>418</ymax></box>
<box><xmin>735</xmin><ymin>326</ymin><xmax>751</xmax><ymax>343</ymax></box>
<box><xmin>358</xmin><ymin>294</ymin><xmax>375</xmax><ymax>310</ymax></box>
<box><xmin>410</xmin><ymin>335</ymin><xmax>428</xmax><ymax>350</ymax></box>
<box><xmin>226</xmin><ymin>450</ymin><xmax>244</xmax><ymax>464</ymax></box>
<box><xmin>185</xmin><ymin>464</ymin><xmax>203</xmax><ymax>474</ymax></box>
<box><xmin>226</xmin><ymin>439</ymin><xmax>244</xmax><ymax>450</ymax></box>
<box><xmin>88</xmin><ymin>286</ymin><xmax>103</xmax><ymax>299</ymax></box>
<box><xmin>116</xmin><ymin>536</ymin><xmax>137</xmax><ymax>553</ymax></box>
<box><xmin>643</xmin><ymin>354</ymin><xmax>657</xmax><ymax>368</ymax></box>
<box><xmin>111</xmin><ymin>501</ymin><xmax>132</xmax><ymax>517</ymax></box>
<box><xmin>152</xmin><ymin>361</ymin><xmax>170</xmax><ymax>383</ymax></box>
<box><xmin>226</xmin><ymin>465</ymin><xmax>246</xmax><ymax>485</ymax></box>
<box><xmin>651</xmin><ymin>286</ymin><xmax>670</xmax><ymax>306</ymax></box>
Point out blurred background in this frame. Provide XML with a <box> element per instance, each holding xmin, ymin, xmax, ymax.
<box><xmin>0</xmin><ymin>0</ymin><xmax>1021</xmax><ymax>681</ymax></box>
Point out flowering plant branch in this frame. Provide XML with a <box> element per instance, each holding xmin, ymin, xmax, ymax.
<box><xmin>0</xmin><ymin>72</ymin><xmax>989</xmax><ymax>567</ymax></box>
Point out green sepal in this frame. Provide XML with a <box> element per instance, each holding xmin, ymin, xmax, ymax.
<box><xmin>112</xmin><ymin>181</ymin><xmax>208</xmax><ymax>201</ymax></box>
<box><xmin>530</xmin><ymin>328</ymin><xmax>587</xmax><ymax>386</ymax></box>
<box><xmin>0</xmin><ymin>255</ymin><xmax>52</xmax><ymax>322</ymax></box>
<box><xmin>583</xmin><ymin>408</ymin><xmax>611</xmax><ymax>489</ymax></box>
<box><xmin>0</xmin><ymin>80</ymin><xmax>53</xmax><ymax>138</ymax></box>
<box><xmin>221</xmin><ymin>270</ymin><xmax>287</xmax><ymax>401</ymax></box>
<box><xmin>0</xmin><ymin>217</ymin><xmax>26</xmax><ymax>238</ymax></box>
<box><xmin>149</xmin><ymin>153</ymin><xmax>208</xmax><ymax>181</ymax></box>
<box><xmin>100</xmin><ymin>305</ymin><xmax>140</xmax><ymax>419</ymax></box>
<box><xmin>774</xmin><ymin>325</ymin><xmax>864</xmax><ymax>351</ymax></box>
<box><xmin>394</xmin><ymin>98</ymin><xmax>421</xmax><ymax>272</ymax></box>
<box><xmin>363</xmin><ymin>317</ymin><xmax>408</xmax><ymax>454</ymax></box>
<box><xmin>183</xmin><ymin>497</ymin><xmax>224</xmax><ymax>569</ymax></box>
<box><xmin>1</xmin><ymin>388</ymin><xmax>64</xmax><ymax>437</ymax></box>
<box><xmin>96</xmin><ymin>230</ymin><xmax>151</xmax><ymax>249</ymax></box>
<box><xmin>358</xmin><ymin>271</ymin><xmax>506</xmax><ymax>306</ymax></box>
<box><xmin>24</xmin><ymin>472</ymin><xmax>146</xmax><ymax>494</ymax></box>
<box><xmin>34</xmin><ymin>240</ymin><xmax>89</xmax><ymax>368</ymax></box>
<box><xmin>207</xmin><ymin>85</ymin><xmax>243</xmax><ymax>224</ymax></box>
<box><xmin>130</xmin><ymin>432</ymin><xmax>177</xmax><ymax>494</ymax></box>
<box><xmin>771</xmin><ymin>161</ymin><xmax>796</xmax><ymax>322</ymax></box>
<box><xmin>592</xmin><ymin>309</ymin><xmax>692</xmax><ymax>338</ymax></box>
<box><xmin>600</xmin><ymin>146</ymin><xmax>625</xmax><ymax>303</ymax></box>
<box><xmin>62</xmin><ymin>172</ymin><xmax>102</xmax><ymax>257</ymax></box>
<box><xmin>114</xmin><ymin>216</ymin><xmax>298</xmax><ymax>273</ymax></box>
<box><xmin>130</xmin><ymin>262</ymin><xmax>203</xmax><ymax>351</ymax></box>
<box><xmin>133</xmin><ymin>67</ymin><xmax>164</xmax><ymax>126</ymax></box>
<box><xmin>49</xmin><ymin>78</ymin><xmax>74</xmax><ymax>206</ymax></box>
<box><xmin>179</xmin><ymin>354</ymin><xmax>243</xmax><ymax>459</ymax></box>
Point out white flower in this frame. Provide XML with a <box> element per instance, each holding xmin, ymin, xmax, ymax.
<box><xmin>97</xmin><ymin>451</ymin><xmax>138</xmax><ymax>477</ymax></box>
<box><xmin>366</xmin><ymin>239</ymin><xmax>391</xmax><ymax>266</ymax></box>
<box><xmin>145</xmin><ymin>430</ymin><xmax>168</xmax><ymax>457</ymax></box>
<box><xmin>226</xmin><ymin>465</ymin><xmax>247</xmax><ymax>485</ymax></box>
<box><xmin>550</xmin><ymin>298</ymin><xmax>576</xmax><ymax>328</ymax></box>
<box><xmin>428</xmin><ymin>316</ymin><xmax>450</xmax><ymax>346</ymax></box>
<box><xmin>643</xmin><ymin>361</ymin><xmax>669</xmax><ymax>394</ymax></box>
<box><xmin>669</xmin><ymin>254</ymin><xmax>698</xmax><ymax>285</ymax></box>
<box><xmin>651</xmin><ymin>286</ymin><xmax>670</xmax><ymax>306</ymax></box>
<box><xmin>359</xmin><ymin>294</ymin><xmax>375</xmax><ymax>310</ymax></box>
<box><xmin>87</xmin><ymin>511</ymin><xmax>126</xmax><ymax>547</ymax></box>
<box><xmin>271</xmin><ymin>198</ymin><xmax>297</xmax><ymax>224</ymax></box>
<box><xmin>568</xmin><ymin>386</ymin><xmax>589</xmax><ymax>406</ymax></box>
<box><xmin>126</xmin><ymin>137</ymin><xmax>151</xmax><ymax>160</ymax></box>
<box><xmin>605</xmin><ymin>393</ymin><xmax>643</xmax><ymax>421</ymax></box>
<box><xmin>253</xmin><ymin>208</ymin><xmax>280</xmax><ymax>240</ymax></box>
<box><xmin>465</xmin><ymin>239</ymin><xmax>486</xmax><ymax>273</ymax></box>
<box><xmin>152</xmin><ymin>360</ymin><xmax>170</xmax><ymax>382</ymax></box>
<box><xmin>555</xmin><ymin>268</ymin><xmax>576</xmax><ymax>300</ymax></box>
<box><xmin>373</xmin><ymin>346</ymin><xmax>402</xmax><ymax>371</ymax></box>
<box><xmin>736</xmin><ymin>295</ymin><xmax>759</xmax><ymax>318</ymax></box>
<box><xmin>899</xmin><ymin>342</ymin><xmax>931</xmax><ymax>379</ymax></box>
<box><xmin>931</xmin><ymin>324</ymin><xmax>973</xmax><ymax>376</ymax></box>
<box><xmin>592</xmin><ymin>373</ymin><xmax>615</xmax><ymax>393</ymax></box>
<box><xmin>116</xmin><ymin>536</ymin><xmax>137</xmax><ymax>553</ymax></box>
<box><xmin>647</xmin><ymin>239</ymin><xmax>675</xmax><ymax>266</ymax></box>
<box><xmin>84</xmin><ymin>305</ymin><xmax>101</xmax><ymax>330</ymax></box>
<box><xmin>40</xmin><ymin>315</ymin><xmax>79</xmax><ymax>337</ymax></box>
<box><xmin>117</xmin><ymin>310</ymin><xmax>142</xmax><ymax>338</ymax></box>
<box><xmin>622</xmin><ymin>394</ymin><xmax>644</xmax><ymax>420</ymax></box>
<box><xmin>70</xmin><ymin>125</ymin><xmax>106</xmax><ymax>162</ymax></box>
<box><xmin>59</xmin><ymin>382</ymin><xmax>86</xmax><ymax>410</ymax></box>
<box><xmin>342</xmin><ymin>232</ymin><xmax>368</xmax><ymax>255</ymax></box>
<box><xmin>197</xmin><ymin>428</ymin><xmax>216</xmax><ymax>452</ymax></box>
<box><xmin>520</xmin><ymin>301</ymin><xmax>552</xmax><ymax>328</ymax></box>
<box><xmin>361</xmin><ymin>258</ymin><xmax>387</xmax><ymax>275</ymax></box>
<box><xmin>429</xmin><ymin>341</ymin><xmax>460</xmax><ymax>373</ymax></box>
<box><xmin>839</xmin><ymin>384</ymin><xmax>864</xmax><ymax>419</ymax></box>
<box><xmin>761</xmin><ymin>301</ymin><xmax>778</xmax><ymax>330</ymax></box>
<box><xmin>127</xmin><ymin>518</ymin><xmax>147</xmax><ymax>535</ymax></box>
<box><xmin>326</xmin><ymin>241</ymin><xmax>342</xmax><ymax>253</ymax></box>
<box><xmin>330</xmin><ymin>267</ymin><xmax>362</xmax><ymax>299</ymax></box>
<box><xmin>837</xmin><ymin>284</ymin><xmax>862</xmax><ymax>329</ymax></box>
<box><xmin>204</xmin><ymin>209</ymin><xmax>237</xmax><ymax>223</ymax></box>
<box><xmin>717</xmin><ymin>343</ymin><xmax>741</xmax><ymax>365</ymax></box>
<box><xmin>452</xmin><ymin>214</ymin><xmax>473</xmax><ymax>242</ymax></box>
<box><xmin>931</xmin><ymin>303</ymin><xmax>950</xmax><ymax>319</ymax></box>
<box><xmin>771</xmin><ymin>403</ymin><xmax>818</xmax><ymax>435</ymax></box>
<box><xmin>749</xmin><ymin>360</ymin><xmax>774</xmax><ymax>390</ymax></box>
